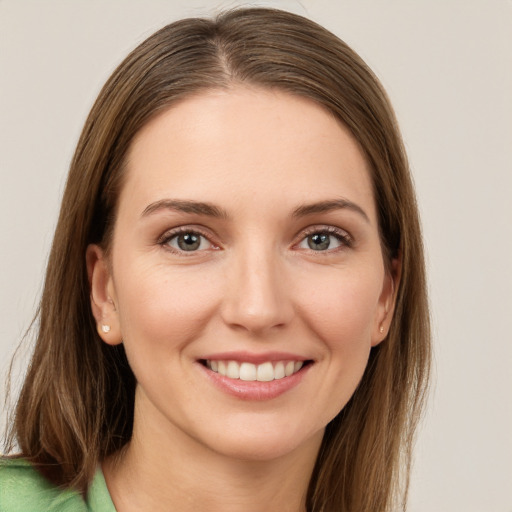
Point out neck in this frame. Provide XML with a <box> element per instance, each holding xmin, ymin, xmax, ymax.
<box><xmin>103</xmin><ymin>394</ymin><xmax>322</xmax><ymax>512</ymax></box>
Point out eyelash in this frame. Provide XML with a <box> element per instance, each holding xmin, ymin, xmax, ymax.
<box><xmin>297</xmin><ymin>226</ymin><xmax>353</xmax><ymax>252</ymax></box>
<box><xmin>158</xmin><ymin>226</ymin><xmax>217</xmax><ymax>255</ymax></box>
<box><xmin>158</xmin><ymin>225</ymin><xmax>353</xmax><ymax>255</ymax></box>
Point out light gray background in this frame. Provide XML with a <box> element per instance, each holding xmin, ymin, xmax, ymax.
<box><xmin>1</xmin><ymin>1</ymin><xmax>511</xmax><ymax>510</ymax></box>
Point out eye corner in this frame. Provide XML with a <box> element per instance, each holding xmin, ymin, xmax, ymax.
<box><xmin>158</xmin><ymin>226</ymin><xmax>220</xmax><ymax>255</ymax></box>
<box><xmin>294</xmin><ymin>225</ymin><xmax>353</xmax><ymax>253</ymax></box>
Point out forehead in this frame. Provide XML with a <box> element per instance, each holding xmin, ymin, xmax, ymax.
<box><xmin>120</xmin><ymin>86</ymin><xmax>375</xmax><ymax>220</ymax></box>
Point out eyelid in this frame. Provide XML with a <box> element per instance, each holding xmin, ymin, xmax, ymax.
<box><xmin>157</xmin><ymin>225</ymin><xmax>220</xmax><ymax>253</ymax></box>
<box><xmin>294</xmin><ymin>225</ymin><xmax>353</xmax><ymax>250</ymax></box>
<box><xmin>156</xmin><ymin>224</ymin><xmax>352</xmax><ymax>254</ymax></box>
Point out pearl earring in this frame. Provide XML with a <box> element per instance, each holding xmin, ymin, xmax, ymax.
<box><xmin>101</xmin><ymin>325</ymin><xmax>111</xmax><ymax>333</ymax></box>
<box><xmin>379</xmin><ymin>326</ymin><xmax>384</xmax><ymax>334</ymax></box>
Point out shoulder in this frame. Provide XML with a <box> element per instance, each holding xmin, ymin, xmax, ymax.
<box><xmin>0</xmin><ymin>458</ymin><xmax>87</xmax><ymax>512</ymax></box>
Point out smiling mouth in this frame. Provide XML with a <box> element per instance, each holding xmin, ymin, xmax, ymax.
<box><xmin>201</xmin><ymin>360</ymin><xmax>311</xmax><ymax>382</ymax></box>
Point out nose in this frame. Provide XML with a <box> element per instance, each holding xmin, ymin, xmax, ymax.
<box><xmin>220</xmin><ymin>244</ymin><xmax>294</xmax><ymax>335</ymax></box>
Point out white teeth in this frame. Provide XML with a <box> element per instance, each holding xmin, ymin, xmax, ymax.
<box><xmin>257</xmin><ymin>362</ymin><xmax>274</xmax><ymax>382</ymax></box>
<box><xmin>226</xmin><ymin>361</ymin><xmax>239</xmax><ymax>379</ymax></box>
<box><xmin>274</xmin><ymin>361</ymin><xmax>285</xmax><ymax>379</ymax></box>
<box><xmin>217</xmin><ymin>361</ymin><xmax>227</xmax><ymax>376</ymax></box>
<box><xmin>206</xmin><ymin>359</ymin><xmax>306</xmax><ymax>381</ymax></box>
<box><xmin>239</xmin><ymin>362</ymin><xmax>257</xmax><ymax>381</ymax></box>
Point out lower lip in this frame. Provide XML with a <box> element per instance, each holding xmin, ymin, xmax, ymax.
<box><xmin>198</xmin><ymin>362</ymin><xmax>311</xmax><ymax>401</ymax></box>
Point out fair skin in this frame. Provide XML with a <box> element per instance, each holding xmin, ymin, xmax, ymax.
<box><xmin>87</xmin><ymin>87</ymin><xmax>397</xmax><ymax>512</ymax></box>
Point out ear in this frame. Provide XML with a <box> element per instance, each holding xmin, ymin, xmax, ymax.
<box><xmin>86</xmin><ymin>244</ymin><xmax>122</xmax><ymax>345</ymax></box>
<box><xmin>371</xmin><ymin>255</ymin><xmax>401</xmax><ymax>347</ymax></box>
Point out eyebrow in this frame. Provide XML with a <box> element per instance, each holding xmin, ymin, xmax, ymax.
<box><xmin>141</xmin><ymin>199</ymin><xmax>228</xmax><ymax>219</ymax></box>
<box><xmin>292</xmin><ymin>199</ymin><xmax>370</xmax><ymax>223</ymax></box>
<box><xmin>141</xmin><ymin>197</ymin><xmax>370</xmax><ymax>223</ymax></box>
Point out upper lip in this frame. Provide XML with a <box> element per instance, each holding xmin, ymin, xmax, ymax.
<box><xmin>199</xmin><ymin>351</ymin><xmax>311</xmax><ymax>365</ymax></box>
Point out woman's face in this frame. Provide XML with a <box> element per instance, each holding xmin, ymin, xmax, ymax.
<box><xmin>90</xmin><ymin>87</ymin><xmax>395</xmax><ymax>462</ymax></box>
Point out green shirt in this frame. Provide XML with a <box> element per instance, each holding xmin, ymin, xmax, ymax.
<box><xmin>0</xmin><ymin>458</ymin><xmax>116</xmax><ymax>511</ymax></box>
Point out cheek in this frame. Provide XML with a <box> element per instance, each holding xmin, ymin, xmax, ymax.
<box><xmin>296</xmin><ymin>268</ymin><xmax>382</xmax><ymax>347</ymax></box>
<box><xmin>114</xmin><ymin>261</ymin><xmax>222</xmax><ymax>354</ymax></box>
<box><xmin>295</xmin><ymin>270</ymin><xmax>382</xmax><ymax>420</ymax></box>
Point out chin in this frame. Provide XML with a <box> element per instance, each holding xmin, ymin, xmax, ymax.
<box><xmin>195</xmin><ymin>417</ymin><xmax>326</xmax><ymax>464</ymax></box>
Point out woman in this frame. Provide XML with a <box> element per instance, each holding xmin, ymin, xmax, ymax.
<box><xmin>1</xmin><ymin>7</ymin><xmax>430</xmax><ymax>512</ymax></box>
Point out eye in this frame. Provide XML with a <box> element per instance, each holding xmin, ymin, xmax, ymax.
<box><xmin>163</xmin><ymin>230</ymin><xmax>214</xmax><ymax>252</ymax></box>
<box><xmin>297</xmin><ymin>228</ymin><xmax>351</xmax><ymax>252</ymax></box>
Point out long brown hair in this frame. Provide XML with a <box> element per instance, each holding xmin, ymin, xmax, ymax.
<box><xmin>5</xmin><ymin>8</ymin><xmax>430</xmax><ymax>511</ymax></box>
